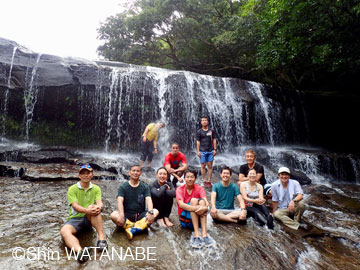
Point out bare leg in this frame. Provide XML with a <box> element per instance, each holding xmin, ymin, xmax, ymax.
<box><xmin>60</xmin><ymin>225</ymin><xmax>81</xmax><ymax>252</ymax></box>
<box><xmin>164</xmin><ymin>217</ymin><xmax>173</xmax><ymax>227</ymax></box>
<box><xmin>201</xmin><ymin>163</ymin><xmax>207</xmax><ymax>183</ymax></box>
<box><xmin>88</xmin><ymin>214</ymin><xmax>105</xmax><ymax>240</ymax></box>
<box><xmin>190</xmin><ymin>198</ymin><xmax>201</xmax><ymax>237</ymax></box>
<box><xmin>140</xmin><ymin>160</ymin><xmax>145</xmax><ymax>169</ymax></box>
<box><xmin>157</xmin><ymin>218</ymin><xmax>167</xmax><ymax>227</ymax></box>
<box><xmin>215</xmin><ymin>211</ymin><xmax>240</xmax><ymax>223</ymax></box>
<box><xmin>207</xmin><ymin>161</ymin><xmax>213</xmax><ymax>182</ymax></box>
<box><xmin>198</xmin><ymin>199</ymin><xmax>208</xmax><ymax>237</ymax></box>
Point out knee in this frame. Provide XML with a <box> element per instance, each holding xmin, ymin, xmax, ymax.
<box><xmin>198</xmin><ymin>199</ymin><xmax>206</xmax><ymax>206</ymax></box>
<box><xmin>273</xmin><ymin>210</ymin><xmax>281</xmax><ymax>219</ymax></box>
<box><xmin>190</xmin><ymin>198</ymin><xmax>199</xmax><ymax>206</ymax></box>
<box><xmin>297</xmin><ymin>201</ymin><xmax>305</xmax><ymax>209</ymax></box>
<box><xmin>110</xmin><ymin>211</ymin><xmax>118</xmax><ymax>221</ymax></box>
<box><xmin>207</xmin><ymin>163</ymin><xmax>213</xmax><ymax>169</ymax></box>
<box><xmin>60</xmin><ymin>226</ymin><xmax>72</xmax><ymax>238</ymax></box>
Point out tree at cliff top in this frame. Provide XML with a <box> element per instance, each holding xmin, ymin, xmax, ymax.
<box><xmin>97</xmin><ymin>0</ymin><xmax>360</xmax><ymax>92</ymax></box>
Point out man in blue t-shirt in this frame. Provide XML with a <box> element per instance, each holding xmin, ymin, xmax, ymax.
<box><xmin>210</xmin><ymin>166</ymin><xmax>247</xmax><ymax>224</ymax></box>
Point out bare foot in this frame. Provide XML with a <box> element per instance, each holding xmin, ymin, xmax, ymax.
<box><xmin>164</xmin><ymin>217</ymin><xmax>173</xmax><ymax>227</ymax></box>
<box><xmin>157</xmin><ymin>219</ymin><xmax>167</xmax><ymax>228</ymax></box>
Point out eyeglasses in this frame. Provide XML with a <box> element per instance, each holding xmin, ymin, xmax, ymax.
<box><xmin>80</xmin><ymin>164</ymin><xmax>92</xmax><ymax>169</ymax></box>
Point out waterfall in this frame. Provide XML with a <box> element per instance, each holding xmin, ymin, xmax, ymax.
<box><xmin>1</xmin><ymin>46</ymin><xmax>17</xmax><ymax>137</ymax></box>
<box><xmin>247</xmin><ymin>81</ymin><xmax>275</xmax><ymax>145</ymax></box>
<box><xmin>24</xmin><ymin>53</ymin><xmax>42</xmax><ymax>140</ymax></box>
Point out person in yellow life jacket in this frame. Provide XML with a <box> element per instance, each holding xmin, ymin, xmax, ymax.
<box><xmin>140</xmin><ymin>122</ymin><xmax>165</xmax><ymax>168</ymax></box>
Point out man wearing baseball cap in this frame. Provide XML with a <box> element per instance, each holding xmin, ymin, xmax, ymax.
<box><xmin>60</xmin><ymin>164</ymin><xmax>107</xmax><ymax>263</ymax></box>
<box><xmin>271</xmin><ymin>167</ymin><xmax>305</xmax><ymax>230</ymax></box>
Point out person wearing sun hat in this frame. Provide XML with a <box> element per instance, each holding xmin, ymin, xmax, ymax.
<box><xmin>60</xmin><ymin>164</ymin><xmax>108</xmax><ymax>263</ymax></box>
<box><xmin>271</xmin><ymin>167</ymin><xmax>305</xmax><ymax>230</ymax></box>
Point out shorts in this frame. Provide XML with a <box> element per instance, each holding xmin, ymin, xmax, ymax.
<box><xmin>179</xmin><ymin>199</ymin><xmax>203</xmax><ymax>229</ymax></box>
<box><xmin>125</xmin><ymin>211</ymin><xmax>147</xmax><ymax>222</ymax></box>
<box><xmin>65</xmin><ymin>216</ymin><xmax>92</xmax><ymax>233</ymax></box>
<box><xmin>200</xmin><ymin>151</ymin><xmax>214</xmax><ymax>164</ymax></box>
<box><xmin>179</xmin><ymin>209</ymin><xmax>193</xmax><ymax>229</ymax></box>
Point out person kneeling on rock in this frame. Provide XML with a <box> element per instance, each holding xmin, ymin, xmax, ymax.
<box><xmin>110</xmin><ymin>165</ymin><xmax>159</xmax><ymax>240</ymax></box>
<box><xmin>271</xmin><ymin>167</ymin><xmax>306</xmax><ymax>230</ymax></box>
<box><xmin>60</xmin><ymin>164</ymin><xmax>108</xmax><ymax>263</ymax></box>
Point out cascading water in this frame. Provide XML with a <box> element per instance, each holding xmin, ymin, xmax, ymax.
<box><xmin>24</xmin><ymin>53</ymin><xmax>41</xmax><ymax>140</ymax></box>
<box><xmin>247</xmin><ymin>81</ymin><xmax>276</xmax><ymax>145</ymax></box>
<box><xmin>1</xmin><ymin>46</ymin><xmax>17</xmax><ymax>137</ymax></box>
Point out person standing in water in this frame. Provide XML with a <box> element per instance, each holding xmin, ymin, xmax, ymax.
<box><xmin>140</xmin><ymin>122</ymin><xmax>165</xmax><ymax>169</ymax></box>
<box><xmin>196</xmin><ymin>116</ymin><xmax>217</xmax><ymax>187</ymax></box>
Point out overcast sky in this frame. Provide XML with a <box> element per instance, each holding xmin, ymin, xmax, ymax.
<box><xmin>0</xmin><ymin>0</ymin><xmax>126</xmax><ymax>60</ymax></box>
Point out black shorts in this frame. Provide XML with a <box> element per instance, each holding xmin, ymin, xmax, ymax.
<box><xmin>65</xmin><ymin>216</ymin><xmax>92</xmax><ymax>233</ymax></box>
<box><xmin>125</xmin><ymin>211</ymin><xmax>147</xmax><ymax>222</ymax></box>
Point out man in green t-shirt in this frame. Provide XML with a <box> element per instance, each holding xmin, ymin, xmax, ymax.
<box><xmin>60</xmin><ymin>165</ymin><xmax>107</xmax><ymax>263</ymax></box>
<box><xmin>110</xmin><ymin>165</ymin><xmax>159</xmax><ymax>240</ymax></box>
<box><xmin>210</xmin><ymin>166</ymin><xmax>247</xmax><ymax>224</ymax></box>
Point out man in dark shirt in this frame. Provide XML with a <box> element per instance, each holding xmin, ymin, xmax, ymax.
<box><xmin>238</xmin><ymin>149</ymin><xmax>267</xmax><ymax>187</ymax></box>
<box><xmin>196</xmin><ymin>116</ymin><xmax>217</xmax><ymax>187</ymax></box>
<box><xmin>110</xmin><ymin>165</ymin><xmax>159</xmax><ymax>240</ymax></box>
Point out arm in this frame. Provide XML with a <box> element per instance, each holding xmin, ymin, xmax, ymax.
<box><xmin>165</xmin><ymin>164</ymin><xmax>175</xmax><ymax>174</ymax></box>
<box><xmin>172</xmin><ymin>173</ymin><xmax>184</xmax><ymax>183</ymax></box>
<box><xmin>174</xmin><ymin>162</ymin><xmax>187</xmax><ymax>173</ymax></box>
<box><xmin>256</xmin><ymin>184</ymin><xmax>266</xmax><ymax>205</ymax></box>
<box><xmin>210</xmin><ymin>191</ymin><xmax>218</xmax><ymax>218</ymax></box>
<box><xmin>256</xmin><ymin>173</ymin><xmax>263</xmax><ymax>184</ymax></box>
<box><xmin>165</xmin><ymin>182</ymin><xmax>176</xmax><ymax>197</ymax></box>
<box><xmin>142</xmin><ymin>127</ymin><xmax>149</xmax><ymax>142</ymax></box>
<box><xmin>145</xmin><ymin>196</ymin><xmax>156</xmax><ymax>224</ymax></box>
<box><xmin>238</xmin><ymin>174</ymin><xmax>247</xmax><ymax>182</ymax></box>
<box><xmin>153</xmin><ymin>140</ymin><xmax>158</xmax><ymax>154</ymax></box>
<box><xmin>178</xmin><ymin>197</ymin><xmax>209</xmax><ymax>215</ymax></box>
<box><xmin>239</xmin><ymin>182</ymin><xmax>251</xmax><ymax>203</ymax></box>
<box><xmin>236</xmin><ymin>194</ymin><xmax>247</xmax><ymax>219</ymax></box>
<box><xmin>71</xmin><ymin>202</ymin><xmax>94</xmax><ymax>215</ymax></box>
<box><xmin>288</xmin><ymin>193</ymin><xmax>303</xmax><ymax>212</ymax></box>
<box><xmin>212</xmin><ymin>139</ymin><xmax>217</xmax><ymax>156</ymax></box>
<box><xmin>150</xmin><ymin>184</ymin><xmax>167</xmax><ymax>198</ymax></box>
<box><xmin>114</xmin><ymin>196</ymin><xmax>125</xmax><ymax>226</ymax></box>
<box><xmin>196</xmin><ymin>141</ymin><xmax>201</xmax><ymax>158</ymax></box>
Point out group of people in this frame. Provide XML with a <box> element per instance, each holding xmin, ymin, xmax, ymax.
<box><xmin>60</xmin><ymin>117</ymin><xmax>306</xmax><ymax>263</ymax></box>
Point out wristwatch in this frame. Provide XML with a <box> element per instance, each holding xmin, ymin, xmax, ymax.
<box><xmin>148</xmin><ymin>210</ymin><xmax>154</xmax><ymax>215</ymax></box>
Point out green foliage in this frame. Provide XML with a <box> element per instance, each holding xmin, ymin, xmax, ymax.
<box><xmin>97</xmin><ymin>0</ymin><xmax>360</xmax><ymax>92</ymax></box>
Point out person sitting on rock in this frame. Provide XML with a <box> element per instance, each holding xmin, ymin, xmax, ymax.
<box><xmin>176</xmin><ymin>169</ymin><xmax>215</xmax><ymax>248</ymax></box>
<box><xmin>110</xmin><ymin>165</ymin><xmax>159</xmax><ymax>239</ymax></box>
<box><xmin>163</xmin><ymin>142</ymin><xmax>188</xmax><ymax>187</ymax></box>
<box><xmin>271</xmin><ymin>167</ymin><xmax>305</xmax><ymax>230</ymax></box>
<box><xmin>149</xmin><ymin>167</ymin><xmax>176</xmax><ymax>227</ymax></box>
<box><xmin>60</xmin><ymin>164</ymin><xmax>107</xmax><ymax>263</ymax></box>
<box><xmin>210</xmin><ymin>166</ymin><xmax>247</xmax><ymax>224</ymax></box>
<box><xmin>238</xmin><ymin>149</ymin><xmax>267</xmax><ymax>187</ymax></box>
<box><xmin>240</xmin><ymin>168</ymin><xmax>274</xmax><ymax>229</ymax></box>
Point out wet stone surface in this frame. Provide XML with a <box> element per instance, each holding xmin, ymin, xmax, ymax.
<box><xmin>0</xmin><ymin>176</ymin><xmax>359</xmax><ymax>270</ymax></box>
